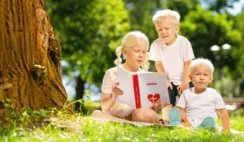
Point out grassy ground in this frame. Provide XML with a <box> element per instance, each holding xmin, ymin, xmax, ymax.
<box><xmin>1</xmin><ymin>113</ymin><xmax>243</xmax><ymax>142</ymax></box>
<box><xmin>0</xmin><ymin>101</ymin><xmax>243</xmax><ymax>142</ymax></box>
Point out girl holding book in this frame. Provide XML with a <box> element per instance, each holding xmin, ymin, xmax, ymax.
<box><xmin>92</xmin><ymin>31</ymin><xmax>167</xmax><ymax>123</ymax></box>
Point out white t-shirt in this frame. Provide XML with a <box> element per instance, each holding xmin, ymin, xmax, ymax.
<box><xmin>102</xmin><ymin>66</ymin><xmax>145</xmax><ymax>118</ymax></box>
<box><xmin>176</xmin><ymin>87</ymin><xmax>226</xmax><ymax>127</ymax></box>
<box><xmin>149</xmin><ymin>35</ymin><xmax>195</xmax><ymax>85</ymax></box>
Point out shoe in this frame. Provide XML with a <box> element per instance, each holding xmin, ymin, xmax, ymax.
<box><xmin>199</xmin><ymin>117</ymin><xmax>215</xmax><ymax>130</ymax></box>
<box><xmin>168</xmin><ymin>108</ymin><xmax>181</xmax><ymax>125</ymax></box>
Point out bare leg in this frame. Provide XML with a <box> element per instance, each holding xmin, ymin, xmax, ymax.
<box><xmin>162</xmin><ymin>104</ymin><xmax>172</xmax><ymax>124</ymax></box>
<box><xmin>91</xmin><ymin>110</ymin><xmax>130</xmax><ymax>123</ymax></box>
<box><xmin>131</xmin><ymin>108</ymin><xmax>160</xmax><ymax>123</ymax></box>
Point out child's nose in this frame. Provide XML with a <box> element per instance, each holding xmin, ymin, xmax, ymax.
<box><xmin>162</xmin><ymin>29</ymin><xmax>166</xmax><ymax>34</ymax></box>
<box><xmin>200</xmin><ymin>75</ymin><xmax>204</xmax><ymax>79</ymax></box>
<box><xmin>139</xmin><ymin>52</ymin><xmax>143</xmax><ymax>57</ymax></box>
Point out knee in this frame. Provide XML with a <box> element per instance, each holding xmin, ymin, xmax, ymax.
<box><xmin>91</xmin><ymin>110</ymin><xmax>101</xmax><ymax>118</ymax></box>
<box><xmin>132</xmin><ymin>108</ymin><xmax>160</xmax><ymax>123</ymax></box>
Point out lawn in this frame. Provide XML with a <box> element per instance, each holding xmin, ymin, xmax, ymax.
<box><xmin>1</xmin><ymin>110</ymin><xmax>243</xmax><ymax>142</ymax></box>
<box><xmin>0</xmin><ymin>99</ymin><xmax>243</xmax><ymax>142</ymax></box>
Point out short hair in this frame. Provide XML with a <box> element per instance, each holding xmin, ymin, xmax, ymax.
<box><xmin>190</xmin><ymin>58</ymin><xmax>214</xmax><ymax>75</ymax></box>
<box><xmin>152</xmin><ymin>9</ymin><xmax>180</xmax><ymax>25</ymax></box>
<box><xmin>114</xmin><ymin>31</ymin><xmax>150</xmax><ymax>71</ymax></box>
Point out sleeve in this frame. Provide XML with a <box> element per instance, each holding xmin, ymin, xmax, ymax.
<box><xmin>101</xmin><ymin>70</ymin><xmax>113</xmax><ymax>94</ymax></box>
<box><xmin>183</xmin><ymin>38</ymin><xmax>195</xmax><ymax>62</ymax></box>
<box><xmin>149</xmin><ymin>40</ymin><xmax>161</xmax><ymax>61</ymax></box>
<box><xmin>176</xmin><ymin>91</ymin><xmax>186</xmax><ymax>109</ymax></box>
<box><xmin>214</xmin><ymin>91</ymin><xmax>226</xmax><ymax>109</ymax></box>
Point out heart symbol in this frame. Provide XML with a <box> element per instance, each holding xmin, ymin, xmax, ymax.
<box><xmin>148</xmin><ymin>93</ymin><xmax>160</xmax><ymax>103</ymax></box>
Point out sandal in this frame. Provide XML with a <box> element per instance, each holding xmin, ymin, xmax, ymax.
<box><xmin>168</xmin><ymin>108</ymin><xmax>181</xmax><ymax>125</ymax></box>
<box><xmin>198</xmin><ymin>117</ymin><xmax>215</xmax><ymax>130</ymax></box>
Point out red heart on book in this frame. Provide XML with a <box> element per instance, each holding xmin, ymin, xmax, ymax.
<box><xmin>148</xmin><ymin>93</ymin><xmax>160</xmax><ymax>103</ymax></box>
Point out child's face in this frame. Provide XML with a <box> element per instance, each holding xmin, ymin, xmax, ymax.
<box><xmin>189</xmin><ymin>64</ymin><xmax>213</xmax><ymax>90</ymax></box>
<box><xmin>155</xmin><ymin>17</ymin><xmax>179</xmax><ymax>46</ymax></box>
<box><xmin>123</xmin><ymin>42</ymin><xmax>148</xmax><ymax>69</ymax></box>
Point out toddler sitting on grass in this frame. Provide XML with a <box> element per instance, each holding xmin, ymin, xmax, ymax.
<box><xmin>168</xmin><ymin>58</ymin><xmax>229</xmax><ymax>131</ymax></box>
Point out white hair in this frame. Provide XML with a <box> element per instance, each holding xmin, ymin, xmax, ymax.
<box><xmin>152</xmin><ymin>9</ymin><xmax>180</xmax><ymax>25</ymax></box>
<box><xmin>114</xmin><ymin>31</ymin><xmax>150</xmax><ymax>71</ymax></box>
<box><xmin>190</xmin><ymin>58</ymin><xmax>214</xmax><ymax>75</ymax></box>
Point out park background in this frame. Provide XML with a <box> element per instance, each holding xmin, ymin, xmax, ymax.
<box><xmin>1</xmin><ymin>0</ymin><xmax>244</xmax><ymax>141</ymax></box>
<box><xmin>44</xmin><ymin>0</ymin><xmax>244</xmax><ymax>111</ymax></box>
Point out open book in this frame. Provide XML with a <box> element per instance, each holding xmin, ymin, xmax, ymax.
<box><xmin>117</xmin><ymin>66</ymin><xmax>169</xmax><ymax>109</ymax></box>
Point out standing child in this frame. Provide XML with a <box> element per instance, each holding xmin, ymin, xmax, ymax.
<box><xmin>149</xmin><ymin>9</ymin><xmax>195</xmax><ymax>122</ymax></box>
<box><xmin>92</xmin><ymin>31</ymin><xmax>167</xmax><ymax>123</ymax></box>
<box><xmin>176</xmin><ymin>58</ymin><xmax>230</xmax><ymax>131</ymax></box>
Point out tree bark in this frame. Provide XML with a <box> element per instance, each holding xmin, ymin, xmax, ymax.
<box><xmin>74</xmin><ymin>75</ymin><xmax>85</xmax><ymax>112</ymax></box>
<box><xmin>0</xmin><ymin>0</ymin><xmax>69</xmax><ymax>113</ymax></box>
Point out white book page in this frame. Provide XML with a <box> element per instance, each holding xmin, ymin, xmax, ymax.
<box><xmin>117</xmin><ymin>66</ymin><xmax>136</xmax><ymax>108</ymax></box>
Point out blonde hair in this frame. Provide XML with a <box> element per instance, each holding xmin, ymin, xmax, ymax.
<box><xmin>114</xmin><ymin>31</ymin><xmax>150</xmax><ymax>71</ymax></box>
<box><xmin>152</xmin><ymin>9</ymin><xmax>180</xmax><ymax>25</ymax></box>
<box><xmin>190</xmin><ymin>58</ymin><xmax>214</xmax><ymax>75</ymax></box>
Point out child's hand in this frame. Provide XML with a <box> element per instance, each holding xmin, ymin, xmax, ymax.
<box><xmin>177</xmin><ymin>82</ymin><xmax>189</xmax><ymax>94</ymax></box>
<box><xmin>152</xmin><ymin>100</ymin><xmax>168</xmax><ymax>111</ymax></box>
<box><xmin>166</xmin><ymin>80</ymin><xmax>173</xmax><ymax>90</ymax></box>
<box><xmin>181</xmin><ymin>112</ymin><xmax>188</xmax><ymax>122</ymax></box>
<box><xmin>111</xmin><ymin>83</ymin><xmax>123</xmax><ymax>98</ymax></box>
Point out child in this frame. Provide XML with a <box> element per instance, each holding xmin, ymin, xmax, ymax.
<box><xmin>149</xmin><ymin>9</ymin><xmax>195</xmax><ymax>122</ymax></box>
<box><xmin>92</xmin><ymin>31</ymin><xmax>167</xmax><ymax>123</ymax></box>
<box><xmin>176</xmin><ymin>58</ymin><xmax>230</xmax><ymax>131</ymax></box>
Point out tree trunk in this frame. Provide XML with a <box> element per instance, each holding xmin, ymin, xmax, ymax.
<box><xmin>74</xmin><ymin>75</ymin><xmax>85</xmax><ymax>113</ymax></box>
<box><xmin>0</xmin><ymin>0</ymin><xmax>69</xmax><ymax>113</ymax></box>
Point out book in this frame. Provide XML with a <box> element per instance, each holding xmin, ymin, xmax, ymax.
<box><xmin>117</xmin><ymin>66</ymin><xmax>170</xmax><ymax>109</ymax></box>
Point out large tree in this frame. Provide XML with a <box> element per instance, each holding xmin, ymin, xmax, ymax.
<box><xmin>0</xmin><ymin>0</ymin><xmax>69</xmax><ymax>116</ymax></box>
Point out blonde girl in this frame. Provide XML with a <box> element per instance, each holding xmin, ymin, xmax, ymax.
<box><xmin>92</xmin><ymin>31</ymin><xmax>166</xmax><ymax>123</ymax></box>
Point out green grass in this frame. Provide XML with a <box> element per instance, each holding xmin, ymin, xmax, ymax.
<box><xmin>0</xmin><ymin>100</ymin><xmax>243</xmax><ymax>142</ymax></box>
<box><xmin>1</xmin><ymin>115</ymin><xmax>243</xmax><ymax>142</ymax></box>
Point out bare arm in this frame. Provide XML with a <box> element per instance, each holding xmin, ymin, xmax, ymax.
<box><xmin>176</xmin><ymin>106</ymin><xmax>187</xmax><ymax>122</ymax></box>
<box><xmin>155</xmin><ymin>61</ymin><xmax>172</xmax><ymax>89</ymax></box>
<box><xmin>182</xmin><ymin>60</ymin><xmax>191</xmax><ymax>83</ymax></box>
<box><xmin>178</xmin><ymin>60</ymin><xmax>191</xmax><ymax>93</ymax></box>
<box><xmin>216</xmin><ymin>108</ymin><xmax>230</xmax><ymax>131</ymax></box>
<box><xmin>155</xmin><ymin>61</ymin><xmax>165</xmax><ymax>73</ymax></box>
<box><xmin>176</xmin><ymin>106</ymin><xmax>192</xmax><ymax>127</ymax></box>
<box><xmin>101</xmin><ymin>85</ymin><xmax>123</xmax><ymax>111</ymax></box>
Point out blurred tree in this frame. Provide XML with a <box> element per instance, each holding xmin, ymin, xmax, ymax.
<box><xmin>203</xmin><ymin>0</ymin><xmax>240</xmax><ymax>13</ymax></box>
<box><xmin>233</xmin><ymin>9</ymin><xmax>244</xmax><ymax>96</ymax></box>
<box><xmin>0</xmin><ymin>0</ymin><xmax>69</xmax><ymax>116</ymax></box>
<box><xmin>233</xmin><ymin>9</ymin><xmax>244</xmax><ymax>79</ymax></box>
<box><xmin>124</xmin><ymin>0</ymin><xmax>163</xmax><ymax>42</ymax></box>
<box><xmin>164</xmin><ymin>0</ymin><xmax>200</xmax><ymax>20</ymax></box>
<box><xmin>45</xmin><ymin>0</ymin><xmax>130</xmax><ymax>111</ymax></box>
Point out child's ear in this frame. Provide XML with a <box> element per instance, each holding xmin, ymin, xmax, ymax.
<box><xmin>209</xmin><ymin>76</ymin><xmax>214</xmax><ymax>83</ymax></box>
<box><xmin>122</xmin><ymin>48</ymin><xmax>126</xmax><ymax>54</ymax></box>
<box><xmin>189</xmin><ymin>74</ymin><xmax>192</xmax><ymax>80</ymax></box>
<box><xmin>176</xmin><ymin>25</ymin><xmax>180</xmax><ymax>33</ymax></box>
